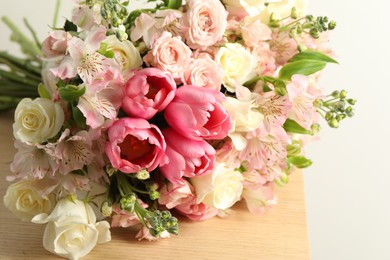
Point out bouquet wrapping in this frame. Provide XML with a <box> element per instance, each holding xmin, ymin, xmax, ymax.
<box><xmin>0</xmin><ymin>0</ymin><xmax>355</xmax><ymax>259</ymax></box>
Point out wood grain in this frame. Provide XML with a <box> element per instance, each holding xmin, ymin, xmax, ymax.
<box><xmin>0</xmin><ymin>111</ymin><xmax>310</xmax><ymax>260</ymax></box>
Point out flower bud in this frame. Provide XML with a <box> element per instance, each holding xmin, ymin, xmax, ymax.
<box><xmin>149</xmin><ymin>191</ymin><xmax>160</xmax><ymax>200</ymax></box>
<box><xmin>120</xmin><ymin>194</ymin><xmax>136</xmax><ymax>213</ymax></box>
<box><xmin>135</xmin><ymin>169</ymin><xmax>150</xmax><ymax>180</ymax></box>
<box><xmin>329</xmin><ymin>118</ymin><xmax>339</xmax><ymax>128</ymax></box>
<box><xmin>101</xmin><ymin>201</ymin><xmax>113</xmax><ymax>217</ymax></box>
<box><xmin>290</xmin><ymin>7</ymin><xmax>298</xmax><ymax>19</ymax></box>
<box><xmin>328</xmin><ymin>21</ymin><xmax>337</xmax><ymax>30</ymax></box>
<box><xmin>340</xmin><ymin>90</ymin><xmax>347</xmax><ymax>99</ymax></box>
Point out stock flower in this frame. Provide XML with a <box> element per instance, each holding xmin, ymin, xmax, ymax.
<box><xmin>183</xmin><ymin>53</ymin><xmax>223</xmax><ymax>91</ymax></box>
<box><xmin>32</xmin><ymin>198</ymin><xmax>111</xmax><ymax>260</ymax></box>
<box><xmin>160</xmin><ymin>128</ymin><xmax>215</xmax><ymax>183</ymax></box>
<box><xmin>191</xmin><ymin>162</ymin><xmax>244</xmax><ymax>210</ymax></box>
<box><xmin>215</xmin><ymin>43</ymin><xmax>258</xmax><ymax>92</ymax></box>
<box><xmin>13</xmin><ymin>98</ymin><xmax>64</xmax><ymax>144</ymax></box>
<box><xmin>164</xmin><ymin>85</ymin><xmax>231</xmax><ymax>141</ymax></box>
<box><xmin>183</xmin><ymin>0</ymin><xmax>228</xmax><ymax>49</ymax></box>
<box><xmin>3</xmin><ymin>180</ymin><xmax>56</xmax><ymax>222</ymax></box>
<box><xmin>144</xmin><ymin>31</ymin><xmax>192</xmax><ymax>80</ymax></box>
<box><xmin>104</xmin><ymin>35</ymin><xmax>143</xmax><ymax>72</ymax></box>
<box><xmin>158</xmin><ymin>179</ymin><xmax>194</xmax><ymax>209</ymax></box>
<box><xmin>105</xmin><ymin>118</ymin><xmax>167</xmax><ymax>174</ymax></box>
<box><xmin>122</xmin><ymin>68</ymin><xmax>176</xmax><ymax>120</ymax></box>
<box><xmin>42</xmin><ymin>30</ymin><xmax>72</xmax><ymax>58</ymax></box>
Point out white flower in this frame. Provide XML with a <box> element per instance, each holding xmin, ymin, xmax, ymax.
<box><xmin>104</xmin><ymin>35</ymin><xmax>143</xmax><ymax>71</ymax></box>
<box><xmin>222</xmin><ymin>0</ymin><xmax>267</xmax><ymax>17</ymax></box>
<box><xmin>32</xmin><ymin>198</ymin><xmax>111</xmax><ymax>260</ymax></box>
<box><xmin>191</xmin><ymin>163</ymin><xmax>244</xmax><ymax>210</ymax></box>
<box><xmin>13</xmin><ymin>98</ymin><xmax>64</xmax><ymax>144</ymax></box>
<box><xmin>215</xmin><ymin>43</ymin><xmax>257</xmax><ymax>92</ymax></box>
<box><xmin>3</xmin><ymin>180</ymin><xmax>56</xmax><ymax>221</ymax></box>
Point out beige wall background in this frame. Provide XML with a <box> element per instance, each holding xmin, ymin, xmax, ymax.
<box><xmin>0</xmin><ymin>1</ymin><xmax>389</xmax><ymax>259</ymax></box>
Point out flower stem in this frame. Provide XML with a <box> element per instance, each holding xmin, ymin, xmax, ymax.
<box><xmin>53</xmin><ymin>0</ymin><xmax>61</xmax><ymax>28</ymax></box>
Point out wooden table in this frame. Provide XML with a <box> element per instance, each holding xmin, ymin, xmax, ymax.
<box><xmin>0</xmin><ymin>111</ymin><xmax>310</xmax><ymax>260</ymax></box>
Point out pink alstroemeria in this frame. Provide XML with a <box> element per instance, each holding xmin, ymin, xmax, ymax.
<box><xmin>287</xmin><ymin>75</ymin><xmax>322</xmax><ymax>130</ymax></box>
<box><xmin>51</xmin><ymin>26</ymin><xmax>110</xmax><ymax>84</ymax></box>
<box><xmin>158</xmin><ymin>179</ymin><xmax>194</xmax><ymax>209</ymax></box>
<box><xmin>242</xmin><ymin>180</ymin><xmax>277</xmax><ymax>215</ymax></box>
<box><xmin>55</xmin><ymin>129</ymin><xmax>95</xmax><ymax>174</ymax></box>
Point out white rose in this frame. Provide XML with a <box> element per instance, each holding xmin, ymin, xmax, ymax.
<box><xmin>222</xmin><ymin>0</ymin><xmax>266</xmax><ymax>17</ymax></box>
<box><xmin>13</xmin><ymin>98</ymin><xmax>64</xmax><ymax>144</ymax></box>
<box><xmin>3</xmin><ymin>180</ymin><xmax>56</xmax><ymax>221</ymax></box>
<box><xmin>32</xmin><ymin>198</ymin><xmax>111</xmax><ymax>260</ymax></box>
<box><xmin>215</xmin><ymin>43</ymin><xmax>257</xmax><ymax>93</ymax></box>
<box><xmin>104</xmin><ymin>35</ymin><xmax>143</xmax><ymax>71</ymax></box>
<box><xmin>191</xmin><ymin>163</ymin><xmax>244</xmax><ymax>210</ymax></box>
<box><xmin>257</xmin><ymin>0</ymin><xmax>309</xmax><ymax>23</ymax></box>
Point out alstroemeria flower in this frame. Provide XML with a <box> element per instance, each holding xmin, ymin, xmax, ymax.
<box><xmin>105</xmin><ymin>118</ymin><xmax>167</xmax><ymax>174</ymax></box>
<box><xmin>51</xmin><ymin>25</ymin><xmax>110</xmax><ymax>84</ymax></box>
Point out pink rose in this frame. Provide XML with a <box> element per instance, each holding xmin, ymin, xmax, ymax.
<box><xmin>183</xmin><ymin>0</ymin><xmax>228</xmax><ymax>49</ymax></box>
<box><xmin>105</xmin><ymin>118</ymin><xmax>167</xmax><ymax>173</ymax></box>
<box><xmin>144</xmin><ymin>31</ymin><xmax>192</xmax><ymax>80</ymax></box>
<box><xmin>164</xmin><ymin>85</ymin><xmax>231</xmax><ymax>141</ymax></box>
<box><xmin>122</xmin><ymin>68</ymin><xmax>176</xmax><ymax>120</ymax></box>
<box><xmin>183</xmin><ymin>53</ymin><xmax>223</xmax><ymax>91</ymax></box>
<box><xmin>158</xmin><ymin>179</ymin><xmax>194</xmax><ymax>209</ymax></box>
<box><xmin>42</xmin><ymin>31</ymin><xmax>72</xmax><ymax>58</ymax></box>
<box><xmin>160</xmin><ymin>128</ymin><xmax>215</xmax><ymax>183</ymax></box>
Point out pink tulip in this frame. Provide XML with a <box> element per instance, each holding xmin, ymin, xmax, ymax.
<box><xmin>122</xmin><ymin>68</ymin><xmax>176</xmax><ymax>120</ymax></box>
<box><xmin>105</xmin><ymin>118</ymin><xmax>167</xmax><ymax>173</ymax></box>
<box><xmin>164</xmin><ymin>85</ymin><xmax>231</xmax><ymax>141</ymax></box>
<box><xmin>160</xmin><ymin>128</ymin><xmax>215</xmax><ymax>183</ymax></box>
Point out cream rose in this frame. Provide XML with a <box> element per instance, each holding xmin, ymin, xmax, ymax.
<box><xmin>215</xmin><ymin>43</ymin><xmax>257</xmax><ymax>92</ymax></box>
<box><xmin>3</xmin><ymin>180</ymin><xmax>56</xmax><ymax>222</ymax></box>
<box><xmin>222</xmin><ymin>0</ymin><xmax>266</xmax><ymax>17</ymax></box>
<box><xmin>13</xmin><ymin>98</ymin><xmax>64</xmax><ymax>144</ymax></box>
<box><xmin>32</xmin><ymin>198</ymin><xmax>111</xmax><ymax>260</ymax></box>
<box><xmin>104</xmin><ymin>35</ymin><xmax>143</xmax><ymax>71</ymax></box>
<box><xmin>191</xmin><ymin>163</ymin><xmax>243</xmax><ymax>210</ymax></box>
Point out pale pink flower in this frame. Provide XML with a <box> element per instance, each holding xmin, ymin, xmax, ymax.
<box><xmin>72</xmin><ymin>4</ymin><xmax>102</xmax><ymax>30</ymax></box>
<box><xmin>164</xmin><ymin>86</ymin><xmax>231</xmax><ymax>141</ymax></box>
<box><xmin>160</xmin><ymin>128</ymin><xmax>215</xmax><ymax>183</ymax></box>
<box><xmin>60</xmin><ymin>174</ymin><xmax>92</xmax><ymax>194</ymax></box>
<box><xmin>256</xmin><ymin>91</ymin><xmax>292</xmax><ymax>131</ymax></box>
<box><xmin>144</xmin><ymin>31</ymin><xmax>192</xmax><ymax>80</ymax></box>
<box><xmin>270</xmin><ymin>31</ymin><xmax>298</xmax><ymax>65</ymax></box>
<box><xmin>42</xmin><ymin>31</ymin><xmax>72</xmax><ymax>58</ymax></box>
<box><xmin>136</xmin><ymin>226</ymin><xmax>170</xmax><ymax>241</ymax></box>
<box><xmin>239</xmin><ymin>126</ymin><xmax>289</xmax><ymax>170</ymax></box>
<box><xmin>242</xmin><ymin>181</ymin><xmax>277</xmax><ymax>214</ymax></box>
<box><xmin>287</xmin><ymin>75</ymin><xmax>321</xmax><ymax>130</ymax></box>
<box><xmin>158</xmin><ymin>179</ymin><xmax>194</xmax><ymax>209</ymax></box>
<box><xmin>183</xmin><ymin>0</ymin><xmax>228</xmax><ymax>49</ymax></box>
<box><xmin>105</xmin><ymin>118</ymin><xmax>167</xmax><ymax>174</ymax></box>
<box><xmin>10</xmin><ymin>141</ymin><xmax>58</xmax><ymax>180</ymax></box>
<box><xmin>175</xmin><ymin>197</ymin><xmax>218</xmax><ymax>221</ymax></box>
<box><xmin>51</xmin><ymin>26</ymin><xmax>110</xmax><ymax>84</ymax></box>
<box><xmin>183</xmin><ymin>53</ymin><xmax>223</xmax><ymax>91</ymax></box>
<box><xmin>241</xmin><ymin>17</ymin><xmax>272</xmax><ymax>48</ymax></box>
<box><xmin>214</xmin><ymin>138</ymin><xmax>241</xmax><ymax>169</ymax></box>
<box><xmin>131</xmin><ymin>10</ymin><xmax>183</xmax><ymax>48</ymax></box>
<box><xmin>122</xmin><ymin>68</ymin><xmax>176</xmax><ymax>120</ymax></box>
<box><xmin>254</xmin><ymin>42</ymin><xmax>277</xmax><ymax>76</ymax></box>
<box><xmin>111</xmin><ymin>205</ymin><xmax>141</xmax><ymax>228</ymax></box>
<box><xmin>55</xmin><ymin>129</ymin><xmax>95</xmax><ymax>174</ymax></box>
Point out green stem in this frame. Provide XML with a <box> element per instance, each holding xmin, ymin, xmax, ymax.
<box><xmin>53</xmin><ymin>0</ymin><xmax>61</xmax><ymax>28</ymax></box>
<box><xmin>0</xmin><ymin>52</ymin><xmax>42</xmax><ymax>75</ymax></box>
<box><xmin>0</xmin><ymin>70</ymin><xmax>40</xmax><ymax>87</ymax></box>
<box><xmin>0</xmin><ymin>58</ymin><xmax>42</xmax><ymax>81</ymax></box>
<box><xmin>279</xmin><ymin>17</ymin><xmax>306</xmax><ymax>32</ymax></box>
<box><xmin>23</xmin><ymin>18</ymin><xmax>42</xmax><ymax>50</ymax></box>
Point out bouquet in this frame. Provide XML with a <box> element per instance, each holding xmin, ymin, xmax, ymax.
<box><xmin>1</xmin><ymin>0</ymin><xmax>355</xmax><ymax>259</ymax></box>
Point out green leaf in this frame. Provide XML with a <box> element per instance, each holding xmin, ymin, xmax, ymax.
<box><xmin>59</xmin><ymin>85</ymin><xmax>85</xmax><ymax>102</ymax></box>
<box><xmin>64</xmin><ymin>19</ymin><xmax>77</xmax><ymax>32</ymax></box>
<box><xmin>287</xmin><ymin>156</ymin><xmax>313</xmax><ymax>168</ymax></box>
<box><xmin>289</xmin><ymin>50</ymin><xmax>338</xmax><ymax>64</ymax></box>
<box><xmin>283</xmin><ymin>119</ymin><xmax>312</xmax><ymax>135</ymax></box>
<box><xmin>37</xmin><ymin>83</ymin><xmax>51</xmax><ymax>99</ymax></box>
<box><xmin>72</xmin><ymin>105</ymin><xmax>87</xmax><ymax>130</ymax></box>
<box><xmin>278</xmin><ymin>60</ymin><xmax>326</xmax><ymax>80</ymax></box>
<box><xmin>164</xmin><ymin>0</ymin><xmax>182</xmax><ymax>9</ymax></box>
